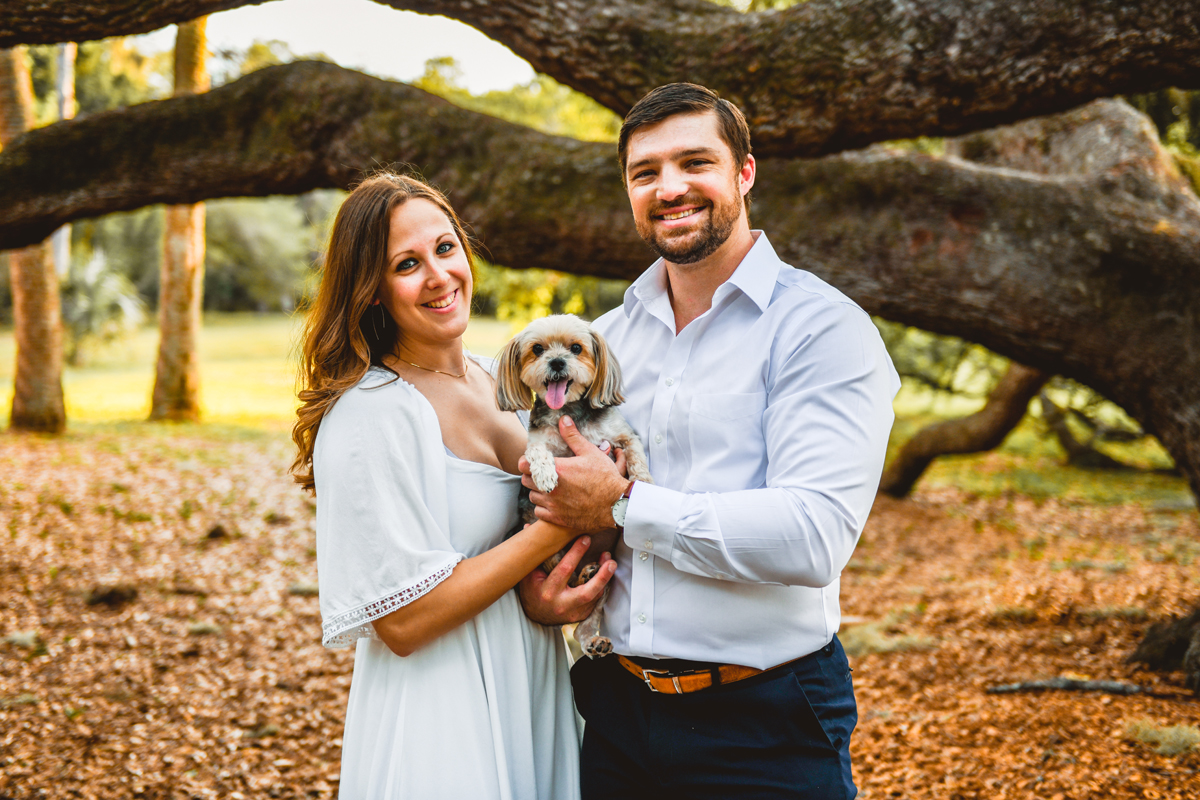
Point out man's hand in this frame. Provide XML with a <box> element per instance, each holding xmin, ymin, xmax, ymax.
<box><xmin>519</xmin><ymin>416</ymin><xmax>630</xmax><ymax>530</ymax></box>
<box><xmin>518</xmin><ymin>535</ymin><xmax>617</xmax><ymax>625</ymax></box>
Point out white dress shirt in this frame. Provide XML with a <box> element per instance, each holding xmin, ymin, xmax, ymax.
<box><xmin>592</xmin><ymin>232</ymin><xmax>901</xmax><ymax>669</ymax></box>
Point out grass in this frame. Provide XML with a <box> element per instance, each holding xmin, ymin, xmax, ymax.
<box><xmin>0</xmin><ymin>314</ymin><xmax>1195</xmax><ymax>508</ymax></box>
<box><xmin>1123</xmin><ymin>718</ymin><xmax>1200</xmax><ymax>756</ymax></box>
<box><xmin>0</xmin><ymin>313</ymin><xmax>516</xmax><ymax>431</ymax></box>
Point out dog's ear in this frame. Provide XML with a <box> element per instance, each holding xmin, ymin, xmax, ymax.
<box><xmin>495</xmin><ymin>334</ymin><xmax>533</xmax><ymax>411</ymax></box>
<box><xmin>584</xmin><ymin>327</ymin><xmax>625</xmax><ymax>408</ymax></box>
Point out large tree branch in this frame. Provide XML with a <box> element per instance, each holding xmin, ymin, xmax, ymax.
<box><xmin>879</xmin><ymin>364</ymin><xmax>1050</xmax><ymax>498</ymax></box>
<box><xmin>3</xmin><ymin>0</ymin><xmax>1199</xmax><ymax>157</ymax></box>
<box><xmin>2</xmin><ymin>62</ymin><xmax>1200</xmax><ymax>498</ymax></box>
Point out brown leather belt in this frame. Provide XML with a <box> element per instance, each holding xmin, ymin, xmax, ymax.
<box><xmin>617</xmin><ymin>654</ymin><xmax>794</xmax><ymax>695</ymax></box>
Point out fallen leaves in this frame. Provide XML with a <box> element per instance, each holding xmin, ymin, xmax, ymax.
<box><xmin>0</xmin><ymin>430</ymin><xmax>1198</xmax><ymax>798</ymax></box>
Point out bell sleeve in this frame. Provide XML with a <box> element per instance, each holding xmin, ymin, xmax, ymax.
<box><xmin>314</xmin><ymin>372</ymin><xmax>460</xmax><ymax>648</ymax></box>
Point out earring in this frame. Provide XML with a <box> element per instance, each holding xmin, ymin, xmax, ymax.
<box><xmin>371</xmin><ymin>305</ymin><xmax>385</xmax><ymax>341</ymax></box>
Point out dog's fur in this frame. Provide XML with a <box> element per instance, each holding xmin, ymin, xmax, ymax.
<box><xmin>497</xmin><ymin>314</ymin><xmax>653</xmax><ymax>658</ymax></box>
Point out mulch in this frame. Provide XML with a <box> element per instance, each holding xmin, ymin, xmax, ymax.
<box><xmin>1</xmin><ymin>430</ymin><xmax>1197</xmax><ymax>799</ymax></box>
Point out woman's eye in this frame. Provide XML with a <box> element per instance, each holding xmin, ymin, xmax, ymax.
<box><xmin>532</xmin><ymin>344</ymin><xmax>544</xmax><ymax>356</ymax></box>
<box><xmin>397</xmin><ymin>258</ymin><xmax>418</xmax><ymax>271</ymax></box>
<box><xmin>570</xmin><ymin>343</ymin><xmax>583</xmax><ymax>355</ymax></box>
<box><xmin>436</xmin><ymin>241</ymin><xmax>454</xmax><ymax>254</ymax></box>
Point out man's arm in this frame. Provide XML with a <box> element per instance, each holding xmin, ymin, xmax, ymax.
<box><xmin>527</xmin><ymin>302</ymin><xmax>899</xmax><ymax>589</ymax></box>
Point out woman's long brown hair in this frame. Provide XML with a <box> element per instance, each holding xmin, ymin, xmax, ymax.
<box><xmin>291</xmin><ymin>172</ymin><xmax>477</xmax><ymax>493</ymax></box>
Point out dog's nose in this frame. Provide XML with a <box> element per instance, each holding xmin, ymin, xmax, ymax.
<box><xmin>549</xmin><ymin>357</ymin><xmax>567</xmax><ymax>372</ymax></box>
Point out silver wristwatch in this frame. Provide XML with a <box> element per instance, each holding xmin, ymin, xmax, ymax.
<box><xmin>611</xmin><ymin>481</ymin><xmax>634</xmax><ymax>528</ymax></box>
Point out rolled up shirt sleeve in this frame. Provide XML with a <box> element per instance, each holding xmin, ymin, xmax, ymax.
<box><xmin>622</xmin><ymin>302</ymin><xmax>899</xmax><ymax>587</ymax></box>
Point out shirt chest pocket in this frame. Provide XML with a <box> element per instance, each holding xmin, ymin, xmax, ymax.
<box><xmin>685</xmin><ymin>391</ymin><xmax>768</xmax><ymax>493</ymax></box>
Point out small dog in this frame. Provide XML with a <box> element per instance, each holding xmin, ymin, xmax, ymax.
<box><xmin>497</xmin><ymin>314</ymin><xmax>653</xmax><ymax>658</ymax></box>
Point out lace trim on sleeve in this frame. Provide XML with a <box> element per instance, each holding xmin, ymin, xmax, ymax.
<box><xmin>321</xmin><ymin>557</ymin><xmax>463</xmax><ymax>648</ymax></box>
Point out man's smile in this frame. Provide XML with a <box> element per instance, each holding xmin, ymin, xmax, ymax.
<box><xmin>657</xmin><ymin>207</ymin><xmax>702</xmax><ymax>221</ymax></box>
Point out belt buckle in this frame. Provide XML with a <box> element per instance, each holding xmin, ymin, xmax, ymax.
<box><xmin>640</xmin><ymin>667</ymin><xmax>671</xmax><ymax>693</ymax></box>
<box><xmin>640</xmin><ymin>667</ymin><xmax>686</xmax><ymax>693</ymax></box>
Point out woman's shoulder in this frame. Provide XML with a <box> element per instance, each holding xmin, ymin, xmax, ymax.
<box><xmin>323</xmin><ymin>367</ymin><xmax>435</xmax><ymax>434</ymax></box>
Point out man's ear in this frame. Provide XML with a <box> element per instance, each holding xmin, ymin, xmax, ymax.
<box><xmin>740</xmin><ymin>153</ymin><xmax>756</xmax><ymax>197</ymax></box>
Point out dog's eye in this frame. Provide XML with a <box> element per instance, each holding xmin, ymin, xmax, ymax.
<box><xmin>570</xmin><ymin>344</ymin><xmax>583</xmax><ymax>355</ymax></box>
<box><xmin>532</xmin><ymin>344</ymin><xmax>544</xmax><ymax>356</ymax></box>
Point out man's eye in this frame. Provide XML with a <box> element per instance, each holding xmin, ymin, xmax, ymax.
<box><xmin>570</xmin><ymin>343</ymin><xmax>583</xmax><ymax>355</ymax></box>
<box><xmin>532</xmin><ymin>344</ymin><xmax>544</xmax><ymax>356</ymax></box>
<box><xmin>436</xmin><ymin>241</ymin><xmax>454</xmax><ymax>254</ymax></box>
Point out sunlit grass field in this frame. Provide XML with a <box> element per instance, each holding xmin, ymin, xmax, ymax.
<box><xmin>0</xmin><ymin>314</ymin><xmax>1193</xmax><ymax>507</ymax></box>
<box><xmin>0</xmin><ymin>313</ymin><xmax>517</xmax><ymax>433</ymax></box>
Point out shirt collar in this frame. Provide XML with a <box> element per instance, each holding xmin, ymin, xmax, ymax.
<box><xmin>621</xmin><ymin>230</ymin><xmax>781</xmax><ymax>317</ymax></box>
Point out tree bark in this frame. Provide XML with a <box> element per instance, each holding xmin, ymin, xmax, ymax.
<box><xmin>0</xmin><ymin>47</ymin><xmax>65</xmax><ymax>433</ymax></box>
<box><xmin>1</xmin><ymin>65</ymin><xmax>1200</xmax><ymax>496</ymax></box>
<box><xmin>3</xmin><ymin>0</ymin><xmax>1199</xmax><ymax>158</ymax></box>
<box><xmin>1127</xmin><ymin>607</ymin><xmax>1200</xmax><ymax>694</ymax></box>
<box><xmin>880</xmin><ymin>364</ymin><xmax>1049</xmax><ymax>498</ymax></box>
<box><xmin>149</xmin><ymin>19</ymin><xmax>208</xmax><ymax>422</ymax></box>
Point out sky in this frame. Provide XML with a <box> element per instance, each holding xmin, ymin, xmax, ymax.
<box><xmin>131</xmin><ymin>0</ymin><xmax>535</xmax><ymax>94</ymax></box>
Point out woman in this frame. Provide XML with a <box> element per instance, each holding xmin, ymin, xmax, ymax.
<box><xmin>291</xmin><ymin>172</ymin><xmax>615</xmax><ymax>799</ymax></box>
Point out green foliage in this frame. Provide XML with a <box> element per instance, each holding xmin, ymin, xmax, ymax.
<box><xmin>472</xmin><ymin>261</ymin><xmax>627</xmax><ymax>326</ymax></box>
<box><xmin>60</xmin><ymin>250</ymin><xmax>146</xmax><ymax>366</ymax></box>
<box><xmin>27</xmin><ymin>38</ymin><xmax>167</xmax><ymax>124</ymax></box>
<box><xmin>413</xmin><ymin>57</ymin><xmax>620</xmax><ymax>143</ymax></box>
<box><xmin>210</xmin><ymin>40</ymin><xmax>298</xmax><ymax>87</ymax></box>
<box><xmin>876</xmin><ymin>319</ymin><xmax>1007</xmax><ymax>402</ymax></box>
<box><xmin>204</xmin><ymin>195</ymin><xmax>336</xmax><ymax>312</ymax></box>
<box><xmin>72</xmin><ymin>206</ymin><xmax>164</xmax><ymax>301</ymax></box>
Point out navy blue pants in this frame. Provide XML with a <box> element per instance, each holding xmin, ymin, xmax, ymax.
<box><xmin>571</xmin><ymin>636</ymin><xmax>858</xmax><ymax>800</ymax></box>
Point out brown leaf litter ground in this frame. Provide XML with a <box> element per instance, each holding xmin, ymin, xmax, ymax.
<box><xmin>1</xmin><ymin>427</ymin><xmax>1198</xmax><ymax>799</ymax></box>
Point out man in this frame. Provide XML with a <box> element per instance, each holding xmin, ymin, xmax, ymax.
<box><xmin>519</xmin><ymin>83</ymin><xmax>900</xmax><ymax>799</ymax></box>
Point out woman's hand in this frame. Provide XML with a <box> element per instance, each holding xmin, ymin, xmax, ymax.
<box><xmin>518</xmin><ymin>536</ymin><xmax>617</xmax><ymax>625</ymax></box>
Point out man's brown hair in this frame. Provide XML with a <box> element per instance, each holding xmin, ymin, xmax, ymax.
<box><xmin>618</xmin><ymin>82</ymin><xmax>753</xmax><ymax>210</ymax></box>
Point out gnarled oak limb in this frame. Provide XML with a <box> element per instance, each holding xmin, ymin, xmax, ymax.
<box><xmin>4</xmin><ymin>0</ymin><xmax>1200</xmax><ymax>157</ymax></box>
<box><xmin>879</xmin><ymin>364</ymin><xmax>1049</xmax><ymax>498</ymax></box>
<box><xmin>1</xmin><ymin>64</ymin><xmax>1200</xmax><ymax>501</ymax></box>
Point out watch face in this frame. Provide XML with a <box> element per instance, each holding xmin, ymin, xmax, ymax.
<box><xmin>612</xmin><ymin>497</ymin><xmax>629</xmax><ymax>526</ymax></box>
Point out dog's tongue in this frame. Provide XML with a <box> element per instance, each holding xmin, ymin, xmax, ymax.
<box><xmin>545</xmin><ymin>379</ymin><xmax>569</xmax><ymax>409</ymax></box>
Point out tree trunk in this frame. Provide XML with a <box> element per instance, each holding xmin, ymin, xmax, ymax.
<box><xmin>149</xmin><ymin>19</ymin><xmax>208</xmax><ymax>422</ymax></box>
<box><xmin>1127</xmin><ymin>607</ymin><xmax>1200</xmax><ymax>694</ymax></box>
<box><xmin>880</xmin><ymin>364</ymin><xmax>1049</xmax><ymax>498</ymax></box>
<box><xmin>50</xmin><ymin>42</ymin><xmax>75</xmax><ymax>279</ymax></box>
<box><xmin>0</xmin><ymin>47</ymin><xmax>65</xmax><ymax>433</ymax></box>
<box><xmin>3</xmin><ymin>0</ymin><xmax>1199</xmax><ymax>159</ymax></box>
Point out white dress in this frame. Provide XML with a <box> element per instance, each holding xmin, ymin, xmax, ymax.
<box><xmin>314</xmin><ymin>364</ymin><xmax>581</xmax><ymax>800</ymax></box>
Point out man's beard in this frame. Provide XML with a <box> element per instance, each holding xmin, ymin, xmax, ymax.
<box><xmin>635</xmin><ymin>191</ymin><xmax>741</xmax><ymax>266</ymax></box>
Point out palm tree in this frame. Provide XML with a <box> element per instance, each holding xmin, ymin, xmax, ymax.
<box><xmin>149</xmin><ymin>19</ymin><xmax>208</xmax><ymax>421</ymax></box>
<box><xmin>0</xmin><ymin>46</ymin><xmax>65</xmax><ymax>432</ymax></box>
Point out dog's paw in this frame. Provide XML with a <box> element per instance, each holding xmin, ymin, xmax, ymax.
<box><xmin>584</xmin><ymin>636</ymin><xmax>612</xmax><ymax>659</ymax></box>
<box><xmin>578</xmin><ymin>563</ymin><xmax>599</xmax><ymax>583</ymax></box>
<box><xmin>530</xmin><ymin>459</ymin><xmax>559</xmax><ymax>493</ymax></box>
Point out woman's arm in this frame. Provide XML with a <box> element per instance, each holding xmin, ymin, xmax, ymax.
<box><xmin>373</xmin><ymin>521</ymin><xmax>589</xmax><ymax>657</ymax></box>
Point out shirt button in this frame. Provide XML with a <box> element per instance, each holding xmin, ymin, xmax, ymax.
<box><xmin>665</xmin><ymin>377</ymin><xmax>674</xmax><ymax>386</ymax></box>
<box><xmin>639</xmin><ymin>551</ymin><xmax>649</xmax><ymax>561</ymax></box>
<box><xmin>637</xmin><ymin>613</ymin><xmax>647</xmax><ymax>624</ymax></box>
<box><xmin>644</xmin><ymin>540</ymin><xmax>653</xmax><ymax>550</ymax></box>
<box><xmin>654</xmin><ymin>434</ymin><xmax>663</xmax><ymax>444</ymax></box>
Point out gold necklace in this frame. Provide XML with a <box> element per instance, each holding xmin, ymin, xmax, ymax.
<box><xmin>403</xmin><ymin>354</ymin><xmax>469</xmax><ymax>379</ymax></box>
